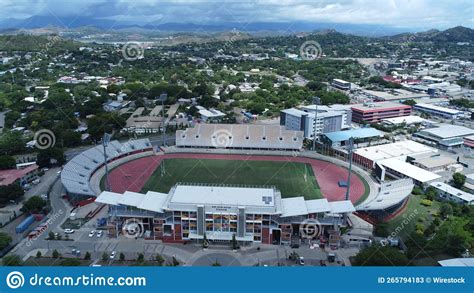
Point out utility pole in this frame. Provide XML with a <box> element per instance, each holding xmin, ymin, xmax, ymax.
<box><xmin>159</xmin><ymin>93</ymin><xmax>168</xmax><ymax>177</ymax></box>
<box><xmin>312</xmin><ymin>96</ymin><xmax>321</xmax><ymax>151</ymax></box>
<box><xmin>102</xmin><ymin>133</ymin><xmax>111</xmax><ymax>191</ymax></box>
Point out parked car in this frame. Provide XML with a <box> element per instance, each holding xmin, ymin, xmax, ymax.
<box><xmin>110</xmin><ymin>251</ymin><xmax>116</xmax><ymax>259</ymax></box>
<box><xmin>88</xmin><ymin>230</ymin><xmax>95</xmax><ymax>237</ymax></box>
<box><xmin>64</xmin><ymin>229</ymin><xmax>75</xmax><ymax>234</ymax></box>
<box><xmin>96</xmin><ymin>231</ymin><xmax>103</xmax><ymax>238</ymax></box>
<box><xmin>298</xmin><ymin>257</ymin><xmax>305</xmax><ymax>265</ymax></box>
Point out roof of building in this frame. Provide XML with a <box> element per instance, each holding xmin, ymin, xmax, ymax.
<box><xmin>354</xmin><ymin>140</ymin><xmax>436</xmax><ymax>162</ymax></box>
<box><xmin>324</xmin><ymin>128</ymin><xmax>383</xmax><ymax>143</ymax></box>
<box><xmin>351</xmin><ymin>101</ymin><xmax>411</xmax><ymax>112</ymax></box>
<box><xmin>413</xmin><ymin>156</ymin><xmax>457</xmax><ymax>169</ymax></box>
<box><xmin>417</xmin><ymin>124</ymin><xmax>474</xmax><ymax>140</ymax></box>
<box><xmin>170</xmin><ymin>185</ymin><xmax>276</xmax><ymax>208</ymax></box>
<box><xmin>382</xmin><ymin>115</ymin><xmax>426</xmax><ymax>125</ymax></box>
<box><xmin>430</xmin><ymin>182</ymin><xmax>474</xmax><ymax>203</ymax></box>
<box><xmin>0</xmin><ymin>164</ymin><xmax>38</xmax><ymax>186</ymax></box>
<box><xmin>438</xmin><ymin>258</ymin><xmax>474</xmax><ymax>267</ymax></box>
<box><xmin>378</xmin><ymin>157</ymin><xmax>442</xmax><ymax>183</ymax></box>
<box><xmin>96</xmin><ymin>184</ymin><xmax>355</xmax><ymax>217</ymax></box>
<box><xmin>414</xmin><ymin>103</ymin><xmax>462</xmax><ymax>115</ymax></box>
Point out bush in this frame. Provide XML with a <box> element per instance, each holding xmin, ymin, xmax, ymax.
<box><xmin>420</xmin><ymin>199</ymin><xmax>432</xmax><ymax>206</ymax></box>
<box><xmin>2</xmin><ymin>254</ymin><xmax>22</xmax><ymax>266</ymax></box>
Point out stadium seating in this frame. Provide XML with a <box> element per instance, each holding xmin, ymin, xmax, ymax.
<box><xmin>61</xmin><ymin>138</ymin><xmax>153</xmax><ymax>197</ymax></box>
<box><xmin>176</xmin><ymin>124</ymin><xmax>303</xmax><ymax>150</ymax></box>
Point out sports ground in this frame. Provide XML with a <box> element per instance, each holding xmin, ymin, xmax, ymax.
<box><xmin>105</xmin><ymin>153</ymin><xmax>369</xmax><ymax>203</ymax></box>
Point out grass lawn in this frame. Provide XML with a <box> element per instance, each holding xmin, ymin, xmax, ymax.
<box><xmin>141</xmin><ymin>158</ymin><xmax>322</xmax><ymax>200</ymax></box>
<box><xmin>385</xmin><ymin>194</ymin><xmax>441</xmax><ymax>241</ymax></box>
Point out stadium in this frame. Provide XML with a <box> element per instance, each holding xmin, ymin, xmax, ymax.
<box><xmin>60</xmin><ymin>124</ymin><xmax>412</xmax><ymax>245</ymax></box>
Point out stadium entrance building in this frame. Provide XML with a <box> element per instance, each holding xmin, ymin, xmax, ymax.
<box><xmin>96</xmin><ymin>183</ymin><xmax>355</xmax><ymax>244</ymax></box>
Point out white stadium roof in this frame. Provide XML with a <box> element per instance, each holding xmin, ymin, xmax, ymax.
<box><xmin>438</xmin><ymin>258</ymin><xmax>474</xmax><ymax>267</ymax></box>
<box><xmin>378</xmin><ymin>157</ymin><xmax>441</xmax><ymax>184</ymax></box>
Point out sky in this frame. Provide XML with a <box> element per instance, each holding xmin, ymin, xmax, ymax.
<box><xmin>0</xmin><ymin>0</ymin><xmax>473</xmax><ymax>30</ymax></box>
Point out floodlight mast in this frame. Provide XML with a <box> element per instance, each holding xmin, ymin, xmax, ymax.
<box><xmin>103</xmin><ymin>133</ymin><xmax>111</xmax><ymax>191</ymax></box>
<box><xmin>312</xmin><ymin>97</ymin><xmax>320</xmax><ymax>151</ymax></box>
<box><xmin>159</xmin><ymin>93</ymin><xmax>168</xmax><ymax>176</ymax></box>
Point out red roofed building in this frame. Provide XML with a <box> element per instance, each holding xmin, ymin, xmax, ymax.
<box><xmin>351</xmin><ymin>102</ymin><xmax>412</xmax><ymax>123</ymax></box>
<box><xmin>0</xmin><ymin>164</ymin><xmax>39</xmax><ymax>187</ymax></box>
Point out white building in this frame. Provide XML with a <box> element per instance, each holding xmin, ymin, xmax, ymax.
<box><xmin>413</xmin><ymin>103</ymin><xmax>462</xmax><ymax>120</ymax></box>
<box><xmin>430</xmin><ymin>182</ymin><xmax>474</xmax><ymax>205</ymax></box>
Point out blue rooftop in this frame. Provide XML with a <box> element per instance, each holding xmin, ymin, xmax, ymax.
<box><xmin>324</xmin><ymin>128</ymin><xmax>383</xmax><ymax>142</ymax></box>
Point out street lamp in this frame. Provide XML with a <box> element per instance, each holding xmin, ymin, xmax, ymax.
<box><xmin>312</xmin><ymin>96</ymin><xmax>321</xmax><ymax>151</ymax></box>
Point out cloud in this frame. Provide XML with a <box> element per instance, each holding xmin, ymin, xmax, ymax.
<box><xmin>0</xmin><ymin>0</ymin><xmax>472</xmax><ymax>29</ymax></box>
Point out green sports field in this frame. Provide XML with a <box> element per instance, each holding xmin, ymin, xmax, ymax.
<box><xmin>141</xmin><ymin>158</ymin><xmax>322</xmax><ymax>200</ymax></box>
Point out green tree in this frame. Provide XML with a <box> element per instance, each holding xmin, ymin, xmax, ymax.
<box><xmin>2</xmin><ymin>254</ymin><xmax>22</xmax><ymax>266</ymax></box>
<box><xmin>0</xmin><ymin>155</ymin><xmax>16</xmax><ymax>170</ymax></box>
<box><xmin>0</xmin><ymin>232</ymin><xmax>12</xmax><ymax>250</ymax></box>
<box><xmin>22</xmin><ymin>196</ymin><xmax>47</xmax><ymax>213</ymax></box>
<box><xmin>84</xmin><ymin>251</ymin><xmax>91</xmax><ymax>260</ymax></box>
<box><xmin>52</xmin><ymin>249</ymin><xmax>60</xmax><ymax>258</ymax></box>
<box><xmin>155</xmin><ymin>254</ymin><xmax>165</xmax><ymax>266</ymax></box>
<box><xmin>352</xmin><ymin>246</ymin><xmax>410</xmax><ymax>266</ymax></box>
<box><xmin>137</xmin><ymin>253</ymin><xmax>144</xmax><ymax>262</ymax></box>
<box><xmin>119</xmin><ymin>252</ymin><xmax>125</xmax><ymax>261</ymax></box>
<box><xmin>0</xmin><ymin>183</ymin><xmax>24</xmax><ymax>205</ymax></box>
<box><xmin>36</xmin><ymin>251</ymin><xmax>42</xmax><ymax>258</ymax></box>
<box><xmin>452</xmin><ymin>172</ymin><xmax>466</xmax><ymax>188</ymax></box>
<box><xmin>102</xmin><ymin>252</ymin><xmax>108</xmax><ymax>261</ymax></box>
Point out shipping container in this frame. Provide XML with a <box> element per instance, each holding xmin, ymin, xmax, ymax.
<box><xmin>15</xmin><ymin>215</ymin><xmax>35</xmax><ymax>234</ymax></box>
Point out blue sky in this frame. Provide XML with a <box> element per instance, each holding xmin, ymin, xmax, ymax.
<box><xmin>1</xmin><ymin>0</ymin><xmax>472</xmax><ymax>29</ymax></box>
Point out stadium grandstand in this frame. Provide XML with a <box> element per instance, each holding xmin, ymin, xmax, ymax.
<box><xmin>96</xmin><ymin>183</ymin><xmax>355</xmax><ymax>244</ymax></box>
<box><xmin>61</xmin><ymin>138</ymin><xmax>153</xmax><ymax>202</ymax></box>
<box><xmin>176</xmin><ymin>124</ymin><xmax>303</xmax><ymax>150</ymax></box>
<box><xmin>357</xmin><ymin>178</ymin><xmax>414</xmax><ymax>219</ymax></box>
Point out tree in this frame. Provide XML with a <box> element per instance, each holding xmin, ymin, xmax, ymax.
<box><xmin>0</xmin><ymin>155</ymin><xmax>16</xmax><ymax>170</ymax></box>
<box><xmin>352</xmin><ymin>246</ymin><xmax>410</xmax><ymax>266</ymax></box>
<box><xmin>231</xmin><ymin>233</ymin><xmax>239</xmax><ymax>250</ymax></box>
<box><xmin>36</xmin><ymin>147</ymin><xmax>66</xmax><ymax>168</ymax></box>
<box><xmin>155</xmin><ymin>254</ymin><xmax>165</xmax><ymax>266</ymax></box>
<box><xmin>137</xmin><ymin>253</ymin><xmax>144</xmax><ymax>262</ymax></box>
<box><xmin>0</xmin><ymin>183</ymin><xmax>24</xmax><ymax>205</ymax></box>
<box><xmin>102</xmin><ymin>252</ymin><xmax>108</xmax><ymax>261</ymax></box>
<box><xmin>2</xmin><ymin>254</ymin><xmax>22</xmax><ymax>266</ymax></box>
<box><xmin>0</xmin><ymin>232</ymin><xmax>12</xmax><ymax>250</ymax></box>
<box><xmin>452</xmin><ymin>172</ymin><xmax>466</xmax><ymax>188</ymax></box>
<box><xmin>119</xmin><ymin>252</ymin><xmax>125</xmax><ymax>261</ymax></box>
<box><xmin>48</xmin><ymin>231</ymin><xmax>55</xmax><ymax>240</ymax></box>
<box><xmin>36</xmin><ymin>251</ymin><xmax>42</xmax><ymax>258</ymax></box>
<box><xmin>402</xmin><ymin>99</ymin><xmax>417</xmax><ymax>106</ymax></box>
<box><xmin>440</xmin><ymin>203</ymin><xmax>454</xmax><ymax>218</ymax></box>
<box><xmin>22</xmin><ymin>196</ymin><xmax>47</xmax><ymax>213</ymax></box>
<box><xmin>84</xmin><ymin>251</ymin><xmax>91</xmax><ymax>260</ymax></box>
<box><xmin>52</xmin><ymin>249</ymin><xmax>60</xmax><ymax>258</ymax></box>
<box><xmin>212</xmin><ymin>260</ymin><xmax>221</xmax><ymax>266</ymax></box>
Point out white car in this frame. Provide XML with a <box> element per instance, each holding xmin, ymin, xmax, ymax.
<box><xmin>96</xmin><ymin>231</ymin><xmax>103</xmax><ymax>238</ymax></box>
<box><xmin>88</xmin><ymin>230</ymin><xmax>95</xmax><ymax>237</ymax></box>
<box><xmin>64</xmin><ymin>229</ymin><xmax>75</xmax><ymax>234</ymax></box>
<box><xmin>110</xmin><ymin>251</ymin><xmax>116</xmax><ymax>259</ymax></box>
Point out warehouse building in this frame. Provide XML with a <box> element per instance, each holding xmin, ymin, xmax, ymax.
<box><xmin>96</xmin><ymin>183</ymin><xmax>355</xmax><ymax>244</ymax></box>
<box><xmin>415</xmin><ymin>124</ymin><xmax>474</xmax><ymax>148</ymax></box>
<box><xmin>413</xmin><ymin>103</ymin><xmax>462</xmax><ymax>120</ymax></box>
<box><xmin>322</xmin><ymin>128</ymin><xmax>384</xmax><ymax>148</ymax></box>
<box><xmin>350</xmin><ymin>102</ymin><xmax>412</xmax><ymax>123</ymax></box>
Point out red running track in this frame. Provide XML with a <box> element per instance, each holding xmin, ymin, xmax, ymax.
<box><xmin>107</xmin><ymin>153</ymin><xmax>366</xmax><ymax>203</ymax></box>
